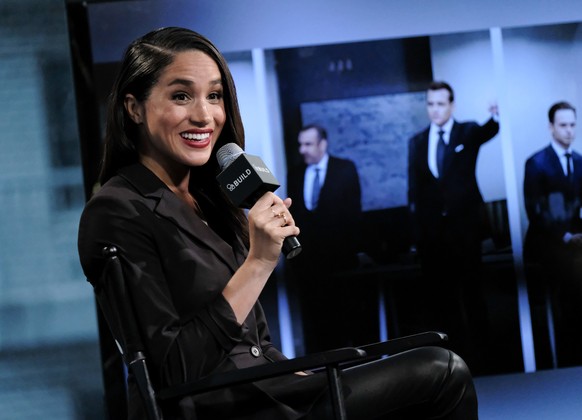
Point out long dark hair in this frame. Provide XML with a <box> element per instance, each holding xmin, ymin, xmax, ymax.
<box><xmin>100</xmin><ymin>27</ymin><xmax>249</xmax><ymax>247</ymax></box>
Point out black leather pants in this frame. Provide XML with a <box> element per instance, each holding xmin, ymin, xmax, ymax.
<box><xmin>305</xmin><ymin>346</ymin><xmax>478</xmax><ymax>420</ymax></box>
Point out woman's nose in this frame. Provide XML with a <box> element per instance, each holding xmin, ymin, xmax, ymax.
<box><xmin>189</xmin><ymin>101</ymin><xmax>212</xmax><ymax>125</ymax></box>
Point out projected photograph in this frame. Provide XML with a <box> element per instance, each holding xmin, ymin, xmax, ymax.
<box><xmin>270</xmin><ymin>21</ymin><xmax>582</xmax><ymax>377</ymax></box>
<box><xmin>501</xmin><ymin>22</ymin><xmax>582</xmax><ymax>371</ymax></box>
<box><xmin>274</xmin><ymin>30</ymin><xmax>518</xmax><ymax>376</ymax></box>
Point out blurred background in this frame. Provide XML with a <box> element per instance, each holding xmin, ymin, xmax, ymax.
<box><xmin>2</xmin><ymin>1</ymin><xmax>582</xmax><ymax>419</ymax></box>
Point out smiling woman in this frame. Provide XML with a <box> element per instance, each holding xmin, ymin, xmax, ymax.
<box><xmin>123</xmin><ymin>50</ymin><xmax>226</xmax><ymax>188</ymax></box>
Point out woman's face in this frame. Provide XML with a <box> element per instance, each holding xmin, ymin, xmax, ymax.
<box><xmin>125</xmin><ymin>50</ymin><xmax>226</xmax><ymax>175</ymax></box>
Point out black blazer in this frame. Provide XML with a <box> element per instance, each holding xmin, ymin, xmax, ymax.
<box><xmin>78</xmin><ymin>163</ymin><xmax>324</xmax><ymax>419</ymax></box>
<box><xmin>408</xmin><ymin>118</ymin><xmax>499</xmax><ymax>248</ymax></box>
<box><xmin>523</xmin><ymin>145</ymin><xmax>582</xmax><ymax>263</ymax></box>
<box><xmin>287</xmin><ymin>155</ymin><xmax>362</xmax><ymax>269</ymax></box>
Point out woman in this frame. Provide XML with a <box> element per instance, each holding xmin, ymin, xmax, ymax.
<box><xmin>78</xmin><ymin>27</ymin><xmax>478</xmax><ymax>419</ymax></box>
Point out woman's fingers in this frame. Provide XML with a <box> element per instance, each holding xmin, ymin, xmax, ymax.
<box><xmin>252</xmin><ymin>192</ymin><xmax>295</xmax><ymax>228</ymax></box>
<box><xmin>249</xmin><ymin>192</ymin><xmax>299</xmax><ymax>248</ymax></box>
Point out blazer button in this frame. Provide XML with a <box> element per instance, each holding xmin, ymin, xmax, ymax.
<box><xmin>250</xmin><ymin>345</ymin><xmax>262</xmax><ymax>358</ymax></box>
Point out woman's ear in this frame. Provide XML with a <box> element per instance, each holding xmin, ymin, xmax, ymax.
<box><xmin>124</xmin><ymin>94</ymin><xmax>143</xmax><ymax>124</ymax></box>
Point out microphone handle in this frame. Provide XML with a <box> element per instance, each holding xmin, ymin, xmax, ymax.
<box><xmin>282</xmin><ymin>236</ymin><xmax>302</xmax><ymax>259</ymax></box>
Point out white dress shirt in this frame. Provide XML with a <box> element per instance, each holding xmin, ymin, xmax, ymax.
<box><xmin>428</xmin><ymin>118</ymin><xmax>454</xmax><ymax>178</ymax></box>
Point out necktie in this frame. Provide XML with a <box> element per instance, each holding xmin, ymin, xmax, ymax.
<box><xmin>565</xmin><ymin>152</ymin><xmax>573</xmax><ymax>181</ymax></box>
<box><xmin>312</xmin><ymin>168</ymin><xmax>321</xmax><ymax>210</ymax></box>
<box><xmin>436</xmin><ymin>129</ymin><xmax>446</xmax><ymax>177</ymax></box>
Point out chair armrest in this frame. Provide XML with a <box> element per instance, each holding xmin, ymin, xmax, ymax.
<box><xmin>158</xmin><ymin>347</ymin><xmax>366</xmax><ymax>400</ymax></box>
<box><xmin>358</xmin><ymin>331</ymin><xmax>448</xmax><ymax>358</ymax></box>
<box><xmin>158</xmin><ymin>331</ymin><xmax>447</xmax><ymax>400</ymax></box>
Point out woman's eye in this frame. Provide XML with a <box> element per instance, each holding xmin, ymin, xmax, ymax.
<box><xmin>208</xmin><ymin>92</ymin><xmax>223</xmax><ymax>102</ymax></box>
<box><xmin>173</xmin><ymin>92</ymin><xmax>189</xmax><ymax>102</ymax></box>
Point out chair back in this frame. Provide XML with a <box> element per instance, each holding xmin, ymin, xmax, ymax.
<box><xmin>94</xmin><ymin>245</ymin><xmax>163</xmax><ymax>420</ymax></box>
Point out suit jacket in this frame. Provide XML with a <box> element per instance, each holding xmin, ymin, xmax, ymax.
<box><xmin>523</xmin><ymin>145</ymin><xmax>582</xmax><ymax>264</ymax></box>
<box><xmin>287</xmin><ymin>155</ymin><xmax>362</xmax><ymax>270</ymax></box>
<box><xmin>408</xmin><ymin>118</ymin><xmax>499</xmax><ymax>253</ymax></box>
<box><xmin>78</xmin><ymin>163</ymin><xmax>324</xmax><ymax>419</ymax></box>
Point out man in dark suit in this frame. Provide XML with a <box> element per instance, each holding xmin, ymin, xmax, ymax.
<box><xmin>523</xmin><ymin>101</ymin><xmax>582</xmax><ymax>368</ymax></box>
<box><xmin>286</xmin><ymin>124</ymin><xmax>365</xmax><ymax>354</ymax></box>
<box><xmin>407</xmin><ymin>81</ymin><xmax>499</xmax><ymax>373</ymax></box>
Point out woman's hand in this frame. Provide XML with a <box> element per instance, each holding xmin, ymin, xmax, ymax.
<box><xmin>246</xmin><ymin>192</ymin><xmax>300</xmax><ymax>267</ymax></box>
<box><xmin>223</xmin><ymin>192</ymin><xmax>300</xmax><ymax>324</ymax></box>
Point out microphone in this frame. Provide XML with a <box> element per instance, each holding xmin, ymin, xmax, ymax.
<box><xmin>216</xmin><ymin>143</ymin><xmax>302</xmax><ymax>259</ymax></box>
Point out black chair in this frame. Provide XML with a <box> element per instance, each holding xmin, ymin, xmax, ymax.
<box><xmin>93</xmin><ymin>245</ymin><xmax>448</xmax><ymax>420</ymax></box>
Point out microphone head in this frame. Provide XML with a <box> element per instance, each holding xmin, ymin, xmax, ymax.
<box><xmin>215</xmin><ymin>142</ymin><xmax>301</xmax><ymax>258</ymax></box>
<box><xmin>216</xmin><ymin>143</ymin><xmax>280</xmax><ymax>208</ymax></box>
<box><xmin>217</xmin><ymin>143</ymin><xmax>245</xmax><ymax>170</ymax></box>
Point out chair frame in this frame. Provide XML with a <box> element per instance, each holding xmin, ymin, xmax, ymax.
<box><xmin>95</xmin><ymin>245</ymin><xmax>448</xmax><ymax>420</ymax></box>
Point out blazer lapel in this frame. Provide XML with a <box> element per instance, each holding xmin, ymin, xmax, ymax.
<box><xmin>546</xmin><ymin>146</ymin><xmax>565</xmax><ymax>179</ymax></box>
<box><xmin>447</xmin><ymin>122</ymin><xmax>460</xmax><ymax>155</ymax></box>
<box><xmin>119</xmin><ymin>164</ymin><xmax>240</xmax><ymax>273</ymax></box>
<box><xmin>440</xmin><ymin>122</ymin><xmax>462</xmax><ymax>175</ymax></box>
